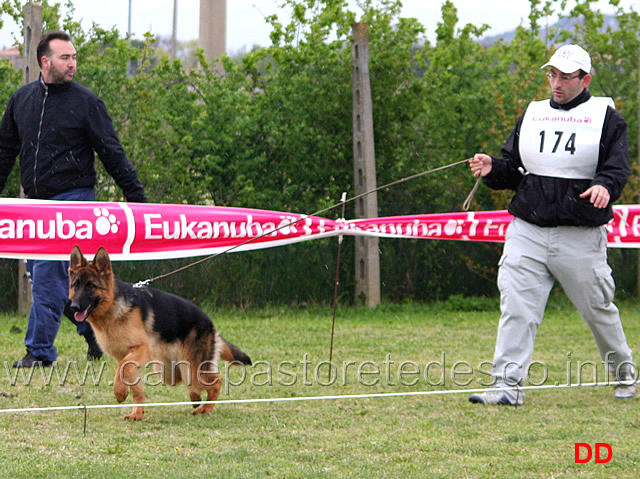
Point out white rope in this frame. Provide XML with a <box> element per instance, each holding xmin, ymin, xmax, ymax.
<box><xmin>0</xmin><ymin>381</ymin><xmax>627</xmax><ymax>414</ymax></box>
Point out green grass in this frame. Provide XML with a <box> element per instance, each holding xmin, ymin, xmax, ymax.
<box><xmin>0</xmin><ymin>295</ymin><xmax>638</xmax><ymax>478</ymax></box>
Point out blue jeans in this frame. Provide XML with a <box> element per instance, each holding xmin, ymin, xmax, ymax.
<box><xmin>25</xmin><ymin>188</ymin><xmax>95</xmax><ymax>361</ymax></box>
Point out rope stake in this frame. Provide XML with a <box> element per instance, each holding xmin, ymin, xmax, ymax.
<box><xmin>328</xmin><ymin>193</ymin><xmax>347</xmax><ymax>365</ymax></box>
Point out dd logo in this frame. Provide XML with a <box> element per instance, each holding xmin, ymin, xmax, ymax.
<box><xmin>574</xmin><ymin>443</ymin><xmax>612</xmax><ymax>464</ymax></box>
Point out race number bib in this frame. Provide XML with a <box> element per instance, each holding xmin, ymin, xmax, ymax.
<box><xmin>518</xmin><ymin>97</ymin><xmax>613</xmax><ymax>179</ymax></box>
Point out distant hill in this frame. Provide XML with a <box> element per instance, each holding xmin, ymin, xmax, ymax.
<box><xmin>479</xmin><ymin>13</ymin><xmax>619</xmax><ymax>47</ymax></box>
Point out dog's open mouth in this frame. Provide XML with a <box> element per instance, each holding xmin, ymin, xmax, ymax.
<box><xmin>74</xmin><ymin>307</ymin><xmax>92</xmax><ymax>322</ymax></box>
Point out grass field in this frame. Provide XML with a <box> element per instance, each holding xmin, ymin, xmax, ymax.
<box><xmin>0</xmin><ymin>294</ymin><xmax>638</xmax><ymax>478</ymax></box>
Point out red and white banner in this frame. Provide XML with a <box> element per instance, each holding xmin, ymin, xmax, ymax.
<box><xmin>0</xmin><ymin>198</ymin><xmax>639</xmax><ymax>260</ymax></box>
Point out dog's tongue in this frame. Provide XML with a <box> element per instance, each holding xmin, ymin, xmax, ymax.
<box><xmin>74</xmin><ymin>309</ymin><xmax>89</xmax><ymax>322</ymax></box>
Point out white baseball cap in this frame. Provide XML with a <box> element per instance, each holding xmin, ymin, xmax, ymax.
<box><xmin>541</xmin><ymin>44</ymin><xmax>592</xmax><ymax>74</ymax></box>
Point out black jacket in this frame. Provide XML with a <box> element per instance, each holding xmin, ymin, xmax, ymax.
<box><xmin>483</xmin><ymin>89</ymin><xmax>629</xmax><ymax>227</ymax></box>
<box><xmin>0</xmin><ymin>77</ymin><xmax>147</xmax><ymax>202</ymax></box>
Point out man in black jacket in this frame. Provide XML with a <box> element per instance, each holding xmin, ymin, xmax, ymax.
<box><xmin>0</xmin><ymin>31</ymin><xmax>147</xmax><ymax>367</ymax></box>
<box><xmin>467</xmin><ymin>44</ymin><xmax>636</xmax><ymax>404</ymax></box>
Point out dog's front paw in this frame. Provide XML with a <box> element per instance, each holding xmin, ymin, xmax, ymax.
<box><xmin>124</xmin><ymin>410</ymin><xmax>144</xmax><ymax>421</ymax></box>
<box><xmin>114</xmin><ymin>381</ymin><xmax>129</xmax><ymax>403</ymax></box>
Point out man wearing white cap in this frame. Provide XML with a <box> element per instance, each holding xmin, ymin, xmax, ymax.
<box><xmin>467</xmin><ymin>44</ymin><xmax>636</xmax><ymax>405</ymax></box>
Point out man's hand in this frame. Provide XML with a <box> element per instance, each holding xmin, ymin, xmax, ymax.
<box><xmin>469</xmin><ymin>154</ymin><xmax>493</xmax><ymax>178</ymax></box>
<box><xmin>580</xmin><ymin>185</ymin><xmax>610</xmax><ymax>209</ymax></box>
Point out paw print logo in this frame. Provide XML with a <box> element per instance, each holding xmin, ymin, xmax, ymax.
<box><xmin>444</xmin><ymin>219</ymin><xmax>464</xmax><ymax>236</ymax></box>
<box><xmin>94</xmin><ymin>208</ymin><xmax>119</xmax><ymax>235</ymax></box>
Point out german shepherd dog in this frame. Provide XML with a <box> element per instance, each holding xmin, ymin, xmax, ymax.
<box><xmin>69</xmin><ymin>245</ymin><xmax>252</xmax><ymax>420</ymax></box>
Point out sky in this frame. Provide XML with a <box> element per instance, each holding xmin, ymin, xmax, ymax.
<box><xmin>0</xmin><ymin>0</ymin><xmax>636</xmax><ymax>53</ymax></box>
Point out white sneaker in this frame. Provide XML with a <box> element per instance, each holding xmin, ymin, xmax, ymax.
<box><xmin>615</xmin><ymin>383</ymin><xmax>637</xmax><ymax>399</ymax></box>
<box><xmin>615</xmin><ymin>370</ymin><xmax>637</xmax><ymax>399</ymax></box>
<box><xmin>469</xmin><ymin>389</ymin><xmax>523</xmax><ymax>405</ymax></box>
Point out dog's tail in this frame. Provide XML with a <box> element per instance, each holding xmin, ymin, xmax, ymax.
<box><xmin>219</xmin><ymin>336</ymin><xmax>252</xmax><ymax>366</ymax></box>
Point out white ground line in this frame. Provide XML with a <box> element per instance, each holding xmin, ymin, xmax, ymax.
<box><xmin>0</xmin><ymin>381</ymin><xmax>630</xmax><ymax>414</ymax></box>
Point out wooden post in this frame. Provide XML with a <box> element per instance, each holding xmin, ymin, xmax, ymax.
<box><xmin>18</xmin><ymin>2</ymin><xmax>42</xmax><ymax>314</ymax></box>
<box><xmin>198</xmin><ymin>0</ymin><xmax>226</xmax><ymax>74</ymax></box>
<box><xmin>23</xmin><ymin>2</ymin><xmax>41</xmax><ymax>85</ymax></box>
<box><xmin>352</xmin><ymin>23</ymin><xmax>380</xmax><ymax>308</ymax></box>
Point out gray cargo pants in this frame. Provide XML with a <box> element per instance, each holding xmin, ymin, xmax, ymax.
<box><xmin>491</xmin><ymin>217</ymin><xmax>634</xmax><ymax>401</ymax></box>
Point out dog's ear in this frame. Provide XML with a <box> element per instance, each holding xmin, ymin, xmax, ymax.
<box><xmin>70</xmin><ymin>245</ymin><xmax>87</xmax><ymax>270</ymax></box>
<box><xmin>93</xmin><ymin>246</ymin><xmax>112</xmax><ymax>276</ymax></box>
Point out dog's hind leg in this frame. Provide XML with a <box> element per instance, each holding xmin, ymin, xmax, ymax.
<box><xmin>189</xmin><ymin>366</ymin><xmax>221</xmax><ymax>415</ymax></box>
